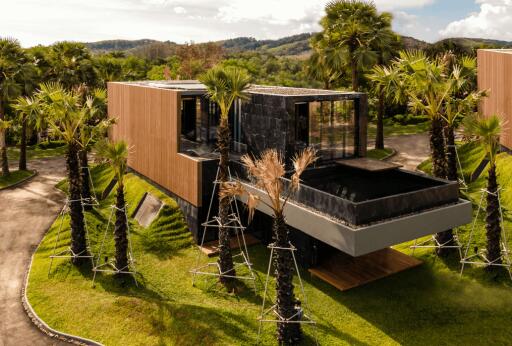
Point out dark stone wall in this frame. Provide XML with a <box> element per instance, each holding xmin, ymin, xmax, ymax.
<box><xmin>241</xmin><ymin>94</ymin><xmax>291</xmax><ymax>158</ymax></box>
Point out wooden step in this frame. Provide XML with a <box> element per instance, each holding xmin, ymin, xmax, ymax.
<box><xmin>199</xmin><ymin>233</ymin><xmax>260</xmax><ymax>257</ymax></box>
<box><xmin>309</xmin><ymin>248</ymin><xmax>422</xmax><ymax>291</ymax></box>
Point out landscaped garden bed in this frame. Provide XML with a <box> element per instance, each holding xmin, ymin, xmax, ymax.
<box><xmin>0</xmin><ymin>169</ymin><xmax>36</xmax><ymax>189</ymax></box>
<box><xmin>25</xmin><ymin>163</ymin><xmax>512</xmax><ymax>345</ymax></box>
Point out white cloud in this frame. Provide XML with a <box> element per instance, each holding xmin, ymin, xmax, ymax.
<box><xmin>174</xmin><ymin>6</ymin><xmax>186</xmax><ymax>14</ymax></box>
<box><xmin>374</xmin><ymin>0</ymin><xmax>435</xmax><ymax>11</ymax></box>
<box><xmin>439</xmin><ymin>0</ymin><xmax>512</xmax><ymax>40</ymax></box>
<box><xmin>0</xmin><ymin>0</ymin><xmax>441</xmax><ymax>47</ymax></box>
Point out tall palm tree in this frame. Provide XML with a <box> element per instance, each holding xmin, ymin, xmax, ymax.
<box><xmin>0</xmin><ymin>38</ymin><xmax>28</xmax><ymax>176</ymax></box>
<box><xmin>223</xmin><ymin>148</ymin><xmax>317</xmax><ymax>345</ymax></box>
<box><xmin>47</xmin><ymin>41</ymin><xmax>98</xmax><ymax>90</ymax></box>
<box><xmin>96</xmin><ymin>139</ymin><xmax>130</xmax><ymax>273</ymax></box>
<box><xmin>14</xmin><ymin>96</ymin><xmax>44</xmax><ymax>171</ymax></box>
<box><xmin>75</xmin><ymin>85</ymin><xmax>109</xmax><ymax>208</ymax></box>
<box><xmin>199</xmin><ymin>66</ymin><xmax>251</xmax><ymax>288</ymax></box>
<box><xmin>0</xmin><ymin>119</ymin><xmax>12</xmax><ymax>175</ymax></box>
<box><xmin>320</xmin><ymin>0</ymin><xmax>394</xmax><ymax>91</ymax></box>
<box><xmin>464</xmin><ymin>114</ymin><xmax>504</xmax><ymax>267</ymax></box>
<box><xmin>305</xmin><ymin>35</ymin><xmax>343</xmax><ymax>90</ymax></box>
<box><xmin>367</xmin><ymin>64</ymin><xmax>404</xmax><ymax>150</ymax></box>
<box><xmin>35</xmin><ymin>83</ymin><xmax>90</xmax><ymax>264</ymax></box>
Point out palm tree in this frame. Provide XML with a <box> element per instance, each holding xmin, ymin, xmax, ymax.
<box><xmin>320</xmin><ymin>0</ymin><xmax>394</xmax><ymax>91</ymax></box>
<box><xmin>35</xmin><ymin>83</ymin><xmax>90</xmax><ymax>264</ymax></box>
<box><xmin>199</xmin><ymin>66</ymin><xmax>251</xmax><ymax>288</ymax></box>
<box><xmin>442</xmin><ymin>56</ymin><xmax>481</xmax><ymax>182</ymax></box>
<box><xmin>223</xmin><ymin>148</ymin><xmax>317</xmax><ymax>345</ymax></box>
<box><xmin>14</xmin><ymin>96</ymin><xmax>44</xmax><ymax>171</ymax></box>
<box><xmin>0</xmin><ymin>119</ymin><xmax>12</xmax><ymax>175</ymax></box>
<box><xmin>96</xmin><ymin>139</ymin><xmax>130</xmax><ymax>273</ymax></box>
<box><xmin>47</xmin><ymin>41</ymin><xmax>98</xmax><ymax>90</ymax></box>
<box><xmin>305</xmin><ymin>35</ymin><xmax>343</xmax><ymax>90</ymax></box>
<box><xmin>75</xmin><ymin>85</ymin><xmax>109</xmax><ymax>209</ymax></box>
<box><xmin>0</xmin><ymin>38</ymin><xmax>27</xmax><ymax>176</ymax></box>
<box><xmin>367</xmin><ymin>64</ymin><xmax>404</xmax><ymax>150</ymax></box>
<box><xmin>464</xmin><ymin>114</ymin><xmax>504</xmax><ymax>267</ymax></box>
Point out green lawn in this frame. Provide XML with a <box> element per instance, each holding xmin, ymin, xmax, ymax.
<box><xmin>366</xmin><ymin>147</ymin><xmax>394</xmax><ymax>160</ymax></box>
<box><xmin>7</xmin><ymin>141</ymin><xmax>67</xmax><ymax>162</ymax></box>
<box><xmin>0</xmin><ymin>169</ymin><xmax>35</xmax><ymax>189</ymax></box>
<box><xmin>26</xmin><ymin>163</ymin><xmax>512</xmax><ymax>345</ymax></box>
<box><xmin>368</xmin><ymin>122</ymin><xmax>430</xmax><ymax>139</ymax></box>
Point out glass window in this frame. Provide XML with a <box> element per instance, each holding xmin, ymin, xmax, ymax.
<box><xmin>306</xmin><ymin>100</ymin><xmax>355</xmax><ymax>160</ymax></box>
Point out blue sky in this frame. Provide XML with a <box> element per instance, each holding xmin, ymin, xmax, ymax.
<box><xmin>1</xmin><ymin>0</ymin><xmax>511</xmax><ymax>47</ymax></box>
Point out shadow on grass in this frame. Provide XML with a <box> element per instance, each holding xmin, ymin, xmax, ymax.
<box><xmin>92</xmin><ymin>272</ymin><xmax>256</xmax><ymax>345</ymax></box>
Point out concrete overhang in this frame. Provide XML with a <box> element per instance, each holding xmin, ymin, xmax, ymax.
<box><xmin>238</xmin><ymin>182</ymin><xmax>473</xmax><ymax>257</ymax></box>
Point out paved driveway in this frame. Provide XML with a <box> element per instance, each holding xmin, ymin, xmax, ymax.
<box><xmin>382</xmin><ymin>134</ymin><xmax>430</xmax><ymax>171</ymax></box>
<box><xmin>0</xmin><ymin>157</ymin><xmax>68</xmax><ymax>346</ymax></box>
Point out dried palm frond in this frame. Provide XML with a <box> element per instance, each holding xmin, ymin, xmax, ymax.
<box><xmin>291</xmin><ymin>147</ymin><xmax>318</xmax><ymax>190</ymax></box>
<box><xmin>219</xmin><ymin>180</ymin><xmax>245</xmax><ymax>199</ymax></box>
<box><xmin>246</xmin><ymin>192</ymin><xmax>260</xmax><ymax>222</ymax></box>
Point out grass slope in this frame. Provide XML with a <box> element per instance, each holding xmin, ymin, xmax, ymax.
<box><xmin>27</xmin><ymin>164</ymin><xmax>512</xmax><ymax>345</ymax></box>
<box><xmin>0</xmin><ymin>169</ymin><xmax>35</xmax><ymax>189</ymax></box>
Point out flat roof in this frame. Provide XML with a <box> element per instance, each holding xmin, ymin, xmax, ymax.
<box><xmin>109</xmin><ymin>80</ymin><xmax>362</xmax><ymax>97</ymax></box>
<box><xmin>478</xmin><ymin>49</ymin><xmax>512</xmax><ymax>54</ymax></box>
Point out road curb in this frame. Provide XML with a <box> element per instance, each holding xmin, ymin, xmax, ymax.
<box><xmin>0</xmin><ymin>170</ymin><xmax>38</xmax><ymax>191</ymax></box>
<box><xmin>381</xmin><ymin>147</ymin><xmax>397</xmax><ymax>161</ymax></box>
<box><xmin>21</xmin><ymin>218</ymin><xmax>104</xmax><ymax>346</ymax></box>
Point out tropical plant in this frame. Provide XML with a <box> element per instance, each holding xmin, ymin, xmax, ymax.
<box><xmin>442</xmin><ymin>56</ymin><xmax>481</xmax><ymax>181</ymax></box>
<box><xmin>0</xmin><ymin>38</ymin><xmax>34</xmax><ymax>175</ymax></box>
<box><xmin>367</xmin><ymin>64</ymin><xmax>404</xmax><ymax>149</ymax></box>
<box><xmin>319</xmin><ymin>0</ymin><xmax>395</xmax><ymax>91</ymax></box>
<box><xmin>222</xmin><ymin>148</ymin><xmax>317</xmax><ymax>345</ymax></box>
<box><xmin>96</xmin><ymin>139</ymin><xmax>130</xmax><ymax>273</ymax></box>
<box><xmin>0</xmin><ymin>119</ymin><xmax>12</xmax><ymax>175</ymax></box>
<box><xmin>74</xmin><ymin>85</ymin><xmax>109</xmax><ymax>209</ymax></box>
<box><xmin>35</xmin><ymin>82</ymin><xmax>95</xmax><ymax>264</ymax></box>
<box><xmin>305</xmin><ymin>35</ymin><xmax>343</xmax><ymax>90</ymax></box>
<box><xmin>14</xmin><ymin>96</ymin><xmax>44</xmax><ymax>170</ymax></box>
<box><xmin>463</xmin><ymin>114</ymin><xmax>504</xmax><ymax>267</ymax></box>
<box><xmin>199</xmin><ymin>66</ymin><xmax>251</xmax><ymax>288</ymax></box>
<box><xmin>47</xmin><ymin>41</ymin><xmax>98</xmax><ymax>89</ymax></box>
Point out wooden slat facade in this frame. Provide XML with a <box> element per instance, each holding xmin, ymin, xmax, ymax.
<box><xmin>108</xmin><ymin>82</ymin><xmax>203</xmax><ymax>206</ymax></box>
<box><xmin>478</xmin><ymin>49</ymin><xmax>512</xmax><ymax>149</ymax></box>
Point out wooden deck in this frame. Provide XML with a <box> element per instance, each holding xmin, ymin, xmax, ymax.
<box><xmin>199</xmin><ymin>233</ymin><xmax>260</xmax><ymax>257</ymax></box>
<box><xmin>309</xmin><ymin>248</ymin><xmax>422</xmax><ymax>291</ymax></box>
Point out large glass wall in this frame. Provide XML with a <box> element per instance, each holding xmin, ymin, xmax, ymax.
<box><xmin>307</xmin><ymin>100</ymin><xmax>355</xmax><ymax>160</ymax></box>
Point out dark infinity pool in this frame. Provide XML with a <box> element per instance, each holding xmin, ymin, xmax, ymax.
<box><xmin>292</xmin><ymin>164</ymin><xmax>459</xmax><ymax>225</ymax></box>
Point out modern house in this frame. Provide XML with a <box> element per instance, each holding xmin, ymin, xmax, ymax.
<box><xmin>478</xmin><ymin>49</ymin><xmax>512</xmax><ymax>149</ymax></box>
<box><xmin>108</xmin><ymin>80</ymin><xmax>472</xmax><ymax>289</ymax></box>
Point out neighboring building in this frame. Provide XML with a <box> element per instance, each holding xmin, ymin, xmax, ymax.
<box><xmin>478</xmin><ymin>49</ymin><xmax>512</xmax><ymax>149</ymax></box>
<box><xmin>108</xmin><ymin>80</ymin><xmax>471</xmax><ymax>279</ymax></box>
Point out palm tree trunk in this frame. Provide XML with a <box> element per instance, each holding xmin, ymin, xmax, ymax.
<box><xmin>430</xmin><ymin>117</ymin><xmax>446</xmax><ymax>179</ymax></box>
<box><xmin>217</xmin><ymin>116</ymin><xmax>236</xmax><ymax>286</ymax></box>
<box><xmin>114</xmin><ymin>184</ymin><xmax>129</xmax><ymax>272</ymax></box>
<box><xmin>79</xmin><ymin>149</ymin><xmax>92</xmax><ymax>211</ymax></box>
<box><xmin>375</xmin><ymin>90</ymin><xmax>385</xmax><ymax>150</ymax></box>
<box><xmin>351</xmin><ymin>59</ymin><xmax>359</xmax><ymax>91</ymax></box>
<box><xmin>485</xmin><ymin>163</ymin><xmax>502</xmax><ymax>268</ymax></box>
<box><xmin>0</xmin><ymin>130</ymin><xmax>9</xmax><ymax>177</ymax></box>
<box><xmin>445</xmin><ymin>125</ymin><xmax>457</xmax><ymax>182</ymax></box>
<box><xmin>0</xmin><ymin>100</ymin><xmax>9</xmax><ymax>177</ymax></box>
<box><xmin>273</xmin><ymin>211</ymin><xmax>302</xmax><ymax>345</ymax></box>
<box><xmin>67</xmin><ymin>141</ymin><xmax>88</xmax><ymax>264</ymax></box>
<box><xmin>431</xmin><ymin>117</ymin><xmax>454</xmax><ymax>254</ymax></box>
<box><xmin>19</xmin><ymin>116</ymin><xmax>27</xmax><ymax>171</ymax></box>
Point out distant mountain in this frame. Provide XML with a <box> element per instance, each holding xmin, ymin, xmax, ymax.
<box><xmin>85</xmin><ymin>39</ymin><xmax>162</xmax><ymax>52</ymax></box>
<box><xmin>83</xmin><ymin>34</ymin><xmax>512</xmax><ymax>58</ymax></box>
